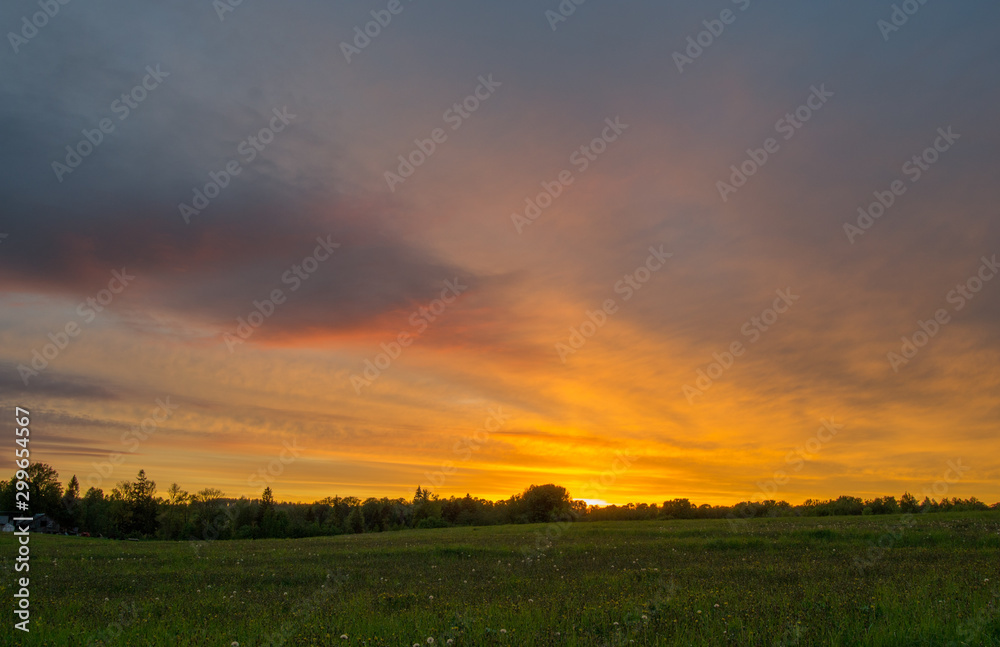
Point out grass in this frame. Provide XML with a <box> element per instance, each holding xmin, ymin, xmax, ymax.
<box><xmin>1</xmin><ymin>512</ymin><xmax>998</xmax><ymax>646</ymax></box>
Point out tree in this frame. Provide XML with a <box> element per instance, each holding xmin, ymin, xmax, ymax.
<box><xmin>2</xmin><ymin>463</ymin><xmax>65</xmax><ymax>515</ymax></box>
<box><xmin>111</xmin><ymin>470</ymin><xmax>158</xmax><ymax>537</ymax></box>
<box><xmin>166</xmin><ymin>483</ymin><xmax>189</xmax><ymax>505</ymax></box>
<box><xmin>255</xmin><ymin>487</ymin><xmax>275</xmax><ymax>528</ymax></box>
<box><xmin>192</xmin><ymin>488</ymin><xmax>227</xmax><ymax>539</ymax></box>
<box><xmin>346</xmin><ymin>507</ymin><xmax>365</xmax><ymax>534</ymax></box>
<box><xmin>60</xmin><ymin>475</ymin><xmax>82</xmax><ymax>528</ymax></box>
<box><xmin>519</xmin><ymin>484</ymin><xmax>572</xmax><ymax>523</ymax></box>
<box><xmin>661</xmin><ymin>498</ymin><xmax>696</xmax><ymax>519</ymax></box>
<box><xmin>158</xmin><ymin>484</ymin><xmax>191</xmax><ymax>540</ymax></box>
<box><xmin>80</xmin><ymin>487</ymin><xmax>112</xmax><ymax>536</ymax></box>
<box><xmin>261</xmin><ymin>487</ymin><xmax>275</xmax><ymax>509</ymax></box>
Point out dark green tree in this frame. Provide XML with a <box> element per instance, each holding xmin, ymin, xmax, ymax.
<box><xmin>520</xmin><ymin>484</ymin><xmax>572</xmax><ymax>523</ymax></box>
<box><xmin>111</xmin><ymin>470</ymin><xmax>159</xmax><ymax>537</ymax></box>
<box><xmin>346</xmin><ymin>506</ymin><xmax>365</xmax><ymax>534</ymax></box>
<box><xmin>59</xmin><ymin>475</ymin><xmax>82</xmax><ymax>528</ymax></box>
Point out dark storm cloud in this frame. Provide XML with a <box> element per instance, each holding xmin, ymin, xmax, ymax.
<box><xmin>0</xmin><ymin>0</ymin><xmax>482</xmax><ymax>338</ymax></box>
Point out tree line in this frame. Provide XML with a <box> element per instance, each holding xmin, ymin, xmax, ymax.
<box><xmin>1</xmin><ymin>463</ymin><xmax>995</xmax><ymax>541</ymax></box>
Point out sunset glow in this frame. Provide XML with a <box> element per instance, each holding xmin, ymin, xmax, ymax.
<box><xmin>1</xmin><ymin>1</ymin><xmax>998</xmax><ymax>508</ymax></box>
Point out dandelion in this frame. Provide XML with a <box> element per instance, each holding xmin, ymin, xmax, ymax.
<box><xmin>714</xmin><ymin>603</ymin><xmax>720</xmax><ymax>608</ymax></box>
<box><xmin>500</xmin><ymin>628</ymin><xmax>507</xmax><ymax>633</ymax></box>
<box><xmin>231</xmin><ymin>642</ymin><xmax>239</xmax><ymax>647</ymax></box>
<box><xmin>340</xmin><ymin>635</ymin><xmax>348</xmax><ymax>640</ymax></box>
<box><xmin>429</xmin><ymin>595</ymin><xmax>434</xmax><ymax>600</ymax></box>
<box><xmin>427</xmin><ymin>638</ymin><xmax>435</xmax><ymax>644</ymax></box>
<box><xmin>446</xmin><ymin>640</ymin><xmax>453</xmax><ymax>646</ymax></box>
<box><xmin>528</xmin><ymin>598</ymin><xmax>534</xmax><ymax>603</ymax></box>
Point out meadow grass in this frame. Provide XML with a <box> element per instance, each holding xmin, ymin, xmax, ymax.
<box><xmin>1</xmin><ymin>512</ymin><xmax>998</xmax><ymax>646</ymax></box>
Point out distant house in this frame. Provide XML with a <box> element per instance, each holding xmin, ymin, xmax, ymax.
<box><xmin>0</xmin><ymin>512</ymin><xmax>60</xmax><ymax>533</ymax></box>
<box><xmin>0</xmin><ymin>511</ymin><xmax>26</xmax><ymax>532</ymax></box>
<box><xmin>30</xmin><ymin>514</ymin><xmax>60</xmax><ymax>534</ymax></box>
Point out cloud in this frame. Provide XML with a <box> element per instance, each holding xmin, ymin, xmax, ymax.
<box><xmin>0</xmin><ymin>363</ymin><xmax>120</xmax><ymax>401</ymax></box>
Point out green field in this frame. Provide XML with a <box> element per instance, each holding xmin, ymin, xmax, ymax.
<box><xmin>2</xmin><ymin>512</ymin><xmax>998</xmax><ymax>646</ymax></box>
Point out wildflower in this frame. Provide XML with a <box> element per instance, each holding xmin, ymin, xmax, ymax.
<box><xmin>340</xmin><ymin>635</ymin><xmax>348</xmax><ymax>640</ymax></box>
<box><xmin>427</xmin><ymin>638</ymin><xmax>435</xmax><ymax>644</ymax></box>
<box><xmin>714</xmin><ymin>603</ymin><xmax>720</xmax><ymax>608</ymax></box>
<box><xmin>500</xmin><ymin>629</ymin><xmax>507</xmax><ymax>633</ymax></box>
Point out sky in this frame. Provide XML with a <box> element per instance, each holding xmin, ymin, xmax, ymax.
<box><xmin>1</xmin><ymin>0</ymin><xmax>998</xmax><ymax>505</ymax></box>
